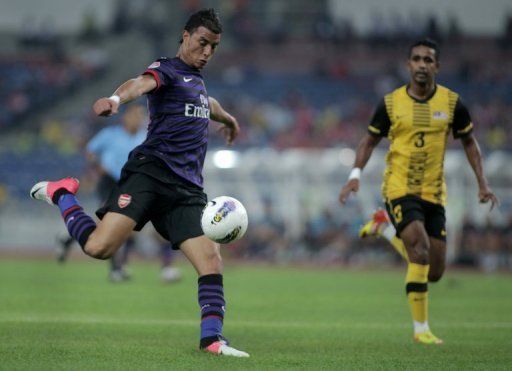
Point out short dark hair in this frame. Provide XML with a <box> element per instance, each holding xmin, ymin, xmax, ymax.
<box><xmin>181</xmin><ymin>8</ymin><xmax>222</xmax><ymax>42</ymax></box>
<box><xmin>408</xmin><ymin>39</ymin><xmax>440</xmax><ymax>61</ymax></box>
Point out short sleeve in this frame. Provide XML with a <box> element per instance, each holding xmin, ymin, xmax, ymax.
<box><xmin>368</xmin><ymin>98</ymin><xmax>391</xmax><ymax>137</ymax></box>
<box><xmin>142</xmin><ymin>58</ymin><xmax>174</xmax><ymax>92</ymax></box>
<box><xmin>452</xmin><ymin>98</ymin><xmax>473</xmax><ymax>139</ymax></box>
<box><xmin>86</xmin><ymin>128</ymin><xmax>110</xmax><ymax>154</ymax></box>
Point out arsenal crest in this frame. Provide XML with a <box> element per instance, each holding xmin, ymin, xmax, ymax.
<box><xmin>118</xmin><ymin>194</ymin><xmax>132</xmax><ymax>208</ymax></box>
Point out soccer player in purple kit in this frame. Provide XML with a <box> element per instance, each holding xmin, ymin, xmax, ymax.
<box><xmin>30</xmin><ymin>9</ymin><xmax>249</xmax><ymax>357</ymax></box>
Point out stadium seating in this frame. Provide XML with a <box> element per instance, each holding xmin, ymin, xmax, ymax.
<box><xmin>1</xmin><ymin>29</ymin><xmax>510</xmax><ymax>270</ymax></box>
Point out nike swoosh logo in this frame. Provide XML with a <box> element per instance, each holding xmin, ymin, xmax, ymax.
<box><xmin>31</xmin><ymin>186</ymin><xmax>44</xmax><ymax>198</ymax></box>
<box><xmin>183</xmin><ymin>77</ymin><xmax>193</xmax><ymax>82</ymax></box>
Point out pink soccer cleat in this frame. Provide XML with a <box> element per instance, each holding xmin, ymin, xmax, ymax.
<box><xmin>30</xmin><ymin>177</ymin><xmax>80</xmax><ymax>205</ymax></box>
<box><xmin>203</xmin><ymin>340</ymin><xmax>249</xmax><ymax>358</ymax></box>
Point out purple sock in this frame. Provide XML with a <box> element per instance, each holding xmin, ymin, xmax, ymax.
<box><xmin>57</xmin><ymin>194</ymin><xmax>96</xmax><ymax>249</ymax></box>
<box><xmin>198</xmin><ymin>274</ymin><xmax>225</xmax><ymax>348</ymax></box>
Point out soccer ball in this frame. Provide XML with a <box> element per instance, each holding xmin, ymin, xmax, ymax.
<box><xmin>201</xmin><ymin>196</ymin><xmax>248</xmax><ymax>244</ymax></box>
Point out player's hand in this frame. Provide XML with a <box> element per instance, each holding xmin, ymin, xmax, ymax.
<box><xmin>93</xmin><ymin>97</ymin><xmax>120</xmax><ymax>117</ymax></box>
<box><xmin>478</xmin><ymin>185</ymin><xmax>499</xmax><ymax>211</ymax></box>
<box><xmin>338</xmin><ymin>179</ymin><xmax>360</xmax><ymax>205</ymax></box>
<box><xmin>217</xmin><ymin>118</ymin><xmax>240</xmax><ymax>145</ymax></box>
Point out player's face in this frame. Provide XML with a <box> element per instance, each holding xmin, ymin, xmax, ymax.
<box><xmin>181</xmin><ymin>26</ymin><xmax>221</xmax><ymax>69</ymax></box>
<box><xmin>407</xmin><ymin>46</ymin><xmax>439</xmax><ymax>86</ymax></box>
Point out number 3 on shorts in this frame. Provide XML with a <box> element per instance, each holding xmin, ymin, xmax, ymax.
<box><xmin>393</xmin><ymin>204</ymin><xmax>403</xmax><ymax>223</ymax></box>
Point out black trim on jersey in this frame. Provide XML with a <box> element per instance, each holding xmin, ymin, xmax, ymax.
<box><xmin>452</xmin><ymin>98</ymin><xmax>473</xmax><ymax>139</ymax></box>
<box><xmin>405</xmin><ymin>84</ymin><xmax>437</xmax><ymax>103</ymax></box>
<box><xmin>406</xmin><ymin>282</ymin><xmax>428</xmax><ymax>294</ymax></box>
<box><xmin>368</xmin><ymin>98</ymin><xmax>391</xmax><ymax>137</ymax></box>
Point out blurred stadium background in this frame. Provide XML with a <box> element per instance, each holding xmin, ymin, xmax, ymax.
<box><xmin>1</xmin><ymin>0</ymin><xmax>512</xmax><ymax>273</ymax></box>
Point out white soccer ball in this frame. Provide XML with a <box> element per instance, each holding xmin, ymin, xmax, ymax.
<box><xmin>201</xmin><ymin>196</ymin><xmax>248</xmax><ymax>244</ymax></box>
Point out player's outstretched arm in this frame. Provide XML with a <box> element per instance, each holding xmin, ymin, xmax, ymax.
<box><xmin>208</xmin><ymin>96</ymin><xmax>240</xmax><ymax>145</ymax></box>
<box><xmin>93</xmin><ymin>74</ymin><xmax>157</xmax><ymax>117</ymax></box>
<box><xmin>339</xmin><ymin>134</ymin><xmax>381</xmax><ymax>205</ymax></box>
<box><xmin>461</xmin><ymin>134</ymin><xmax>499</xmax><ymax>210</ymax></box>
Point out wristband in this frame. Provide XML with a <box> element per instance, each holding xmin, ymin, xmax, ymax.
<box><xmin>109</xmin><ymin>95</ymin><xmax>120</xmax><ymax>104</ymax></box>
<box><xmin>348</xmin><ymin>167</ymin><xmax>361</xmax><ymax>181</ymax></box>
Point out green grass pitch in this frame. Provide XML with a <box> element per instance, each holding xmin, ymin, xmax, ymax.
<box><xmin>0</xmin><ymin>258</ymin><xmax>511</xmax><ymax>370</ymax></box>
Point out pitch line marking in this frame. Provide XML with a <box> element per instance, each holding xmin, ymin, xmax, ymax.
<box><xmin>1</xmin><ymin>315</ymin><xmax>511</xmax><ymax>329</ymax></box>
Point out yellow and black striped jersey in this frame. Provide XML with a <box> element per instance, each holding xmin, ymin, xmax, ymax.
<box><xmin>368</xmin><ymin>84</ymin><xmax>473</xmax><ymax>206</ymax></box>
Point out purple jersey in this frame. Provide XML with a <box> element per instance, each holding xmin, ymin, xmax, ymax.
<box><xmin>134</xmin><ymin>57</ymin><xmax>210</xmax><ymax>187</ymax></box>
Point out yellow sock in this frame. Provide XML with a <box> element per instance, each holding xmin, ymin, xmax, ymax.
<box><xmin>391</xmin><ymin>236</ymin><xmax>409</xmax><ymax>262</ymax></box>
<box><xmin>379</xmin><ymin>224</ymin><xmax>409</xmax><ymax>262</ymax></box>
<box><xmin>406</xmin><ymin>263</ymin><xmax>429</xmax><ymax>327</ymax></box>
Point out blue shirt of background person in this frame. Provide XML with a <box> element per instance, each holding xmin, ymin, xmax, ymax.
<box><xmin>86</xmin><ymin>105</ymin><xmax>147</xmax><ymax>181</ymax></box>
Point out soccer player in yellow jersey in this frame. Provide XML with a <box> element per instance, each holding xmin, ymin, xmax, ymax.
<box><xmin>338</xmin><ymin>39</ymin><xmax>499</xmax><ymax>345</ymax></box>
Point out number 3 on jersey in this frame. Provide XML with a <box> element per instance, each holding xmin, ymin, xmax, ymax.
<box><xmin>393</xmin><ymin>205</ymin><xmax>403</xmax><ymax>223</ymax></box>
<box><xmin>414</xmin><ymin>131</ymin><xmax>425</xmax><ymax>148</ymax></box>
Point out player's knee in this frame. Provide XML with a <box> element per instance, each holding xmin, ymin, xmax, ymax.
<box><xmin>428</xmin><ymin>268</ymin><xmax>444</xmax><ymax>282</ymax></box>
<box><xmin>405</xmin><ymin>238</ymin><xmax>429</xmax><ymax>264</ymax></box>
<box><xmin>83</xmin><ymin>240</ymin><xmax>115</xmax><ymax>260</ymax></box>
<box><xmin>412</xmin><ymin>252</ymin><xmax>429</xmax><ymax>265</ymax></box>
<box><xmin>428</xmin><ymin>273</ymin><xmax>443</xmax><ymax>282</ymax></box>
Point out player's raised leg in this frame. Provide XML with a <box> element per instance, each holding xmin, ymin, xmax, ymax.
<box><xmin>427</xmin><ymin>238</ymin><xmax>446</xmax><ymax>282</ymax></box>
<box><xmin>180</xmin><ymin>235</ymin><xmax>249</xmax><ymax>357</ymax></box>
<box><xmin>359</xmin><ymin>209</ymin><xmax>409</xmax><ymax>261</ymax></box>
<box><xmin>30</xmin><ymin>177</ymin><xmax>135</xmax><ymax>259</ymax></box>
<box><xmin>31</xmin><ymin>178</ymin><xmax>96</xmax><ymax>247</ymax></box>
<box><xmin>400</xmin><ymin>221</ymin><xmax>443</xmax><ymax>345</ymax></box>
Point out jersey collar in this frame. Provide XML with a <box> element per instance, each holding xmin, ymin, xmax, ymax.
<box><xmin>173</xmin><ymin>57</ymin><xmax>202</xmax><ymax>74</ymax></box>
<box><xmin>405</xmin><ymin>84</ymin><xmax>437</xmax><ymax>103</ymax></box>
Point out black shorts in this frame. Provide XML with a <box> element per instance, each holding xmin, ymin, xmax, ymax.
<box><xmin>96</xmin><ymin>155</ymin><xmax>207</xmax><ymax>249</ymax></box>
<box><xmin>385</xmin><ymin>195</ymin><xmax>446</xmax><ymax>241</ymax></box>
